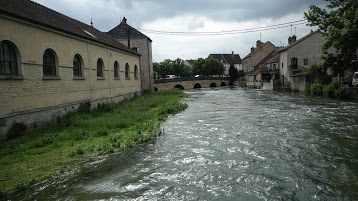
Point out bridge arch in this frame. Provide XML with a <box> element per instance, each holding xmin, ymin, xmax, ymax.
<box><xmin>220</xmin><ymin>82</ymin><xmax>227</xmax><ymax>87</ymax></box>
<box><xmin>174</xmin><ymin>84</ymin><xmax>184</xmax><ymax>90</ymax></box>
<box><xmin>210</xmin><ymin>83</ymin><xmax>217</xmax><ymax>88</ymax></box>
<box><xmin>194</xmin><ymin>83</ymin><xmax>202</xmax><ymax>89</ymax></box>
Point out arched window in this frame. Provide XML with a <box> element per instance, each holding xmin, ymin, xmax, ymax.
<box><xmin>125</xmin><ymin>63</ymin><xmax>130</xmax><ymax>80</ymax></box>
<box><xmin>0</xmin><ymin>40</ymin><xmax>18</xmax><ymax>75</ymax></box>
<box><xmin>73</xmin><ymin>54</ymin><xmax>83</xmax><ymax>77</ymax></box>
<box><xmin>97</xmin><ymin>58</ymin><xmax>104</xmax><ymax>77</ymax></box>
<box><xmin>114</xmin><ymin>61</ymin><xmax>119</xmax><ymax>79</ymax></box>
<box><xmin>134</xmin><ymin>65</ymin><xmax>138</xmax><ymax>80</ymax></box>
<box><xmin>43</xmin><ymin>49</ymin><xmax>57</xmax><ymax>76</ymax></box>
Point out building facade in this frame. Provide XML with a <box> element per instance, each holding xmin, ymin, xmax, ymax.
<box><xmin>242</xmin><ymin>40</ymin><xmax>276</xmax><ymax>73</ymax></box>
<box><xmin>107</xmin><ymin>18</ymin><xmax>154</xmax><ymax>92</ymax></box>
<box><xmin>0</xmin><ymin>0</ymin><xmax>142</xmax><ymax>139</ymax></box>
<box><xmin>208</xmin><ymin>52</ymin><xmax>242</xmax><ymax>76</ymax></box>
<box><xmin>279</xmin><ymin>32</ymin><xmax>324</xmax><ymax>91</ymax></box>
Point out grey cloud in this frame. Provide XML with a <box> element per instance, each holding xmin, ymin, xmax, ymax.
<box><xmin>117</xmin><ymin>0</ymin><xmax>326</xmax><ymax>25</ymax></box>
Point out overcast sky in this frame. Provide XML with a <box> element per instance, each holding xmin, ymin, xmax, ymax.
<box><xmin>33</xmin><ymin>0</ymin><xmax>325</xmax><ymax>62</ymax></box>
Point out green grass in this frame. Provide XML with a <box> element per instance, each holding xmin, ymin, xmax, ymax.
<box><xmin>0</xmin><ymin>89</ymin><xmax>188</xmax><ymax>197</ymax></box>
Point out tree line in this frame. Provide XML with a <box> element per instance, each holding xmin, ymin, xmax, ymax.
<box><xmin>154</xmin><ymin>57</ymin><xmax>240</xmax><ymax>83</ymax></box>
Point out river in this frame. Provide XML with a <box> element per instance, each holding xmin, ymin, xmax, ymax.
<box><xmin>14</xmin><ymin>88</ymin><xmax>358</xmax><ymax>200</ymax></box>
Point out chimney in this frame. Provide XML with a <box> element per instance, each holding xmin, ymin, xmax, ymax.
<box><xmin>256</xmin><ymin>40</ymin><xmax>262</xmax><ymax>48</ymax></box>
<box><xmin>288</xmin><ymin>35</ymin><xmax>297</xmax><ymax>45</ymax></box>
<box><xmin>251</xmin><ymin>47</ymin><xmax>255</xmax><ymax>53</ymax></box>
<box><xmin>123</xmin><ymin>17</ymin><xmax>130</xmax><ymax>48</ymax></box>
<box><xmin>291</xmin><ymin>35</ymin><xmax>297</xmax><ymax>43</ymax></box>
<box><xmin>232</xmin><ymin>51</ymin><xmax>234</xmax><ymax>60</ymax></box>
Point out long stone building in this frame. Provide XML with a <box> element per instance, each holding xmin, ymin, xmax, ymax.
<box><xmin>107</xmin><ymin>18</ymin><xmax>154</xmax><ymax>92</ymax></box>
<box><xmin>0</xmin><ymin>0</ymin><xmax>144</xmax><ymax>139</ymax></box>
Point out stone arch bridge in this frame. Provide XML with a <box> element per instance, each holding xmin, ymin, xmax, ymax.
<box><xmin>154</xmin><ymin>77</ymin><xmax>230</xmax><ymax>91</ymax></box>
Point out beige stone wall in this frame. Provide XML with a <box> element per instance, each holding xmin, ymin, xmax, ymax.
<box><xmin>117</xmin><ymin>38</ymin><xmax>154</xmax><ymax>92</ymax></box>
<box><xmin>0</xmin><ymin>16</ymin><xmax>141</xmax><ymax>139</ymax></box>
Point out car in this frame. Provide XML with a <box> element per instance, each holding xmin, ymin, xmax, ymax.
<box><xmin>343</xmin><ymin>78</ymin><xmax>353</xmax><ymax>87</ymax></box>
<box><xmin>353</xmin><ymin>72</ymin><xmax>358</xmax><ymax>87</ymax></box>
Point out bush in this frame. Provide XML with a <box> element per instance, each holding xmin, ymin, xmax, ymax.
<box><xmin>6</xmin><ymin>121</ymin><xmax>26</xmax><ymax>140</ymax></box>
<box><xmin>305</xmin><ymin>83</ymin><xmax>311</xmax><ymax>96</ymax></box>
<box><xmin>77</xmin><ymin>102</ymin><xmax>91</xmax><ymax>114</ymax></box>
<box><xmin>335</xmin><ymin>85</ymin><xmax>351</xmax><ymax>99</ymax></box>
<box><xmin>310</xmin><ymin>83</ymin><xmax>324</xmax><ymax>96</ymax></box>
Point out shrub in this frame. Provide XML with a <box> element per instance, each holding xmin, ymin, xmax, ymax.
<box><xmin>77</xmin><ymin>102</ymin><xmax>91</xmax><ymax>114</ymax></box>
<box><xmin>305</xmin><ymin>83</ymin><xmax>311</xmax><ymax>96</ymax></box>
<box><xmin>6</xmin><ymin>121</ymin><xmax>26</xmax><ymax>140</ymax></box>
<box><xmin>335</xmin><ymin>85</ymin><xmax>351</xmax><ymax>99</ymax></box>
<box><xmin>310</xmin><ymin>83</ymin><xmax>323</xmax><ymax>96</ymax></box>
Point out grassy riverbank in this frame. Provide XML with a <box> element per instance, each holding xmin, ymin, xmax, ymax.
<box><xmin>0</xmin><ymin>89</ymin><xmax>188</xmax><ymax>197</ymax></box>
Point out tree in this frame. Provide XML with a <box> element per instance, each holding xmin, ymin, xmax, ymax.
<box><xmin>228</xmin><ymin>64</ymin><xmax>239</xmax><ymax>83</ymax></box>
<box><xmin>304</xmin><ymin>0</ymin><xmax>358</xmax><ymax>76</ymax></box>
<box><xmin>153</xmin><ymin>58</ymin><xmax>191</xmax><ymax>78</ymax></box>
<box><xmin>192</xmin><ymin>58</ymin><xmax>206</xmax><ymax>76</ymax></box>
<box><xmin>192</xmin><ymin>58</ymin><xmax>224</xmax><ymax>76</ymax></box>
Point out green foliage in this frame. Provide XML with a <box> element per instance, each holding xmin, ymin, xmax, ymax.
<box><xmin>305</xmin><ymin>0</ymin><xmax>358</xmax><ymax>75</ymax></box>
<box><xmin>77</xmin><ymin>102</ymin><xmax>91</xmax><ymax>114</ymax></box>
<box><xmin>192</xmin><ymin>58</ymin><xmax>225</xmax><ymax>76</ymax></box>
<box><xmin>238</xmin><ymin>77</ymin><xmax>246</xmax><ymax>87</ymax></box>
<box><xmin>308</xmin><ymin>64</ymin><xmax>331</xmax><ymax>85</ymax></box>
<box><xmin>305</xmin><ymin>83</ymin><xmax>311</xmax><ymax>96</ymax></box>
<box><xmin>6</xmin><ymin>121</ymin><xmax>26</xmax><ymax>140</ymax></box>
<box><xmin>306</xmin><ymin>78</ymin><xmax>351</xmax><ymax>99</ymax></box>
<box><xmin>323</xmin><ymin>78</ymin><xmax>351</xmax><ymax>99</ymax></box>
<box><xmin>229</xmin><ymin>64</ymin><xmax>239</xmax><ymax>83</ymax></box>
<box><xmin>154</xmin><ymin>58</ymin><xmax>192</xmax><ymax>78</ymax></box>
<box><xmin>0</xmin><ymin>89</ymin><xmax>188</xmax><ymax>196</ymax></box>
<box><xmin>310</xmin><ymin>82</ymin><xmax>324</xmax><ymax>96</ymax></box>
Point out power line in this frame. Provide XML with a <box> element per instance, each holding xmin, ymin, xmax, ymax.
<box><xmin>136</xmin><ymin>19</ymin><xmax>308</xmax><ymax>36</ymax></box>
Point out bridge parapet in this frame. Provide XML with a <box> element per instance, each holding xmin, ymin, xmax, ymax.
<box><xmin>154</xmin><ymin>77</ymin><xmax>229</xmax><ymax>84</ymax></box>
<box><xmin>154</xmin><ymin>77</ymin><xmax>230</xmax><ymax>91</ymax></box>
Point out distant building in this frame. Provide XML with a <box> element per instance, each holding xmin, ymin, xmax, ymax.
<box><xmin>184</xmin><ymin>59</ymin><xmax>196</xmax><ymax>67</ymax></box>
<box><xmin>242</xmin><ymin>40</ymin><xmax>276</xmax><ymax>73</ymax></box>
<box><xmin>208</xmin><ymin>52</ymin><xmax>242</xmax><ymax>76</ymax></box>
<box><xmin>0</xmin><ymin>0</ymin><xmax>141</xmax><ymax>139</ymax></box>
<box><xmin>279</xmin><ymin>31</ymin><xmax>325</xmax><ymax>91</ymax></box>
<box><xmin>107</xmin><ymin>18</ymin><xmax>154</xmax><ymax>92</ymax></box>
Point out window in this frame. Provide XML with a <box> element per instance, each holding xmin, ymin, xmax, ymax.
<box><xmin>0</xmin><ymin>40</ymin><xmax>18</xmax><ymax>75</ymax></box>
<box><xmin>43</xmin><ymin>49</ymin><xmax>57</xmax><ymax>76</ymax></box>
<box><xmin>273</xmin><ymin>64</ymin><xmax>277</xmax><ymax>70</ymax></box>
<box><xmin>134</xmin><ymin>65</ymin><xmax>138</xmax><ymax>80</ymax></box>
<box><xmin>291</xmin><ymin>57</ymin><xmax>298</xmax><ymax>69</ymax></box>
<box><xmin>97</xmin><ymin>58</ymin><xmax>104</xmax><ymax>77</ymax></box>
<box><xmin>303</xmin><ymin>58</ymin><xmax>308</xmax><ymax>65</ymax></box>
<box><xmin>131</xmin><ymin>47</ymin><xmax>138</xmax><ymax>52</ymax></box>
<box><xmin>114</xmin><ymin>61</ymin><xmax>119</xmax><ymax>79</ymax></box>
<box><xmin>73</xmin><ymin>54</ymin><xmax>83</xmax><ymax>77</ymax></box>
<box><xmin>125</xmin><ymin>63</ymin><xmax>130</xmax><ymax>80</ymax></box>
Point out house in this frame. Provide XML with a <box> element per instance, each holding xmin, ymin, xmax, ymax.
<box><xmin>107</xmin><ymin>17</ymin><xmax>154</xmax><ymax>92</ymax></box>
<box><xmin>279</xmin><ymin>31</ymin><xmax>325</xmax><ymax>91</ymax></box>
<box><xmin>208</xmin><ymin>52</ymin><xmax>242</xmax><ymax>76</ymax></box>
<box><xmin>242</xmin><ymin>40</ymin><xmax>276</xmax><ymax>73</ymax></box>
<box><xmin>0</xmin><ymin>0</ymin><xmax>142</xmax><ymax>139</ymax></box>
<box><xmin>184</xmin><ymin>59</ymin><xmax>196</xmax><ymax>67</ymax></box>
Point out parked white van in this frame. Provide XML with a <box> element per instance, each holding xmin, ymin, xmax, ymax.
<box><xmin>166</xmin><ymin>75</ymin><xmax>176</xmax><ymax>79</ymax></box>
<box><xmin>353</xmin><ymin>72</ymin><xmax>358</xmax><ymax>87</ymax></box>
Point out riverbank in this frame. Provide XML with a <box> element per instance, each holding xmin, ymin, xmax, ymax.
<box><xmin>0</xmin><ymin>89</ymin><xmax>188</xmax><ymax>198</ymax></box>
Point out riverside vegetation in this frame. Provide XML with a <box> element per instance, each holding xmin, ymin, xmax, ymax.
<box><xmin>0</xmin><ymin>89</ymin><xmax>188</xmax><ymax>198</ymax></box>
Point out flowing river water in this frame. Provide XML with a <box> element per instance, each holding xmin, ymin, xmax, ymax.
<box><xmin>14</xmin><ymin>88</ymin><xmax>358</xmax><ymax>200</ymax></box>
